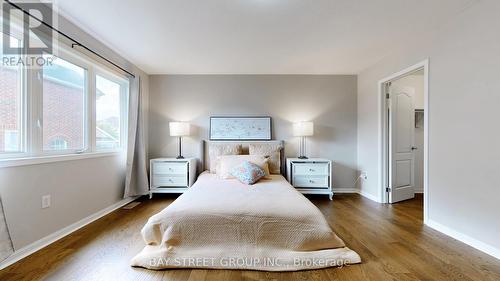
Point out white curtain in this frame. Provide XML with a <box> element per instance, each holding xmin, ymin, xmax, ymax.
<box><xmin>124</xmin><ymin>76</ymin><xmax>149</xmax><ymax>198</ymax></box>
<box><xmin>0</xmin><ymin>198</ymin><xmax>14</xmax><ymax>261</ymax></box>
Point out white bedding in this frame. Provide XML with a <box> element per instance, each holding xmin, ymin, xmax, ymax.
<box><xmin>131</xmin><ymin>172</ymin><xmax>361</xmax><ymax>271</ymax></box>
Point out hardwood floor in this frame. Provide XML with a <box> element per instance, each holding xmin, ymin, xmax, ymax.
<box><xmin>1</xmin><ymin>194</ymin><xmax>499</xmax><ymax>281</ymax></box>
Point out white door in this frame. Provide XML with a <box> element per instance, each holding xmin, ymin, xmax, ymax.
<box><xmin>388</xmin><ymin>84</ymin><xmax>416</xmax><ymax>203</ymax></box>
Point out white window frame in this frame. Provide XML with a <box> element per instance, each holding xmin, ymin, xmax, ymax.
<box><xmin>93</xmin><ymin>70</ymin><xmax>129</xmax><ymax>153</ymax></box>
<box><xmin>0</xmin><ymin>24</ymin><xmax>28</xmax><ymax>159</ymax></box>
<box><xmin>0</xmin><ymin>21</ymin><xmax>131</xmax><ymax>167</ymax></box>
<box><xmin>37</xmin><ymin>47</ymin><xmax>90</xmax><ymax>156</ymax></box>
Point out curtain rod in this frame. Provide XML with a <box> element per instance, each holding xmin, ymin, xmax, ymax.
<box><xmin>4</xmin><ymin>0</ymin><xmax>136</xmax><ymax>78</ymax></box>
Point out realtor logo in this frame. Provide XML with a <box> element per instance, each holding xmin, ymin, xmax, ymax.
<box><xmin>2</xmin><ymin>1</ymin><xmax>53</xmax><ymax>55</ymax></box>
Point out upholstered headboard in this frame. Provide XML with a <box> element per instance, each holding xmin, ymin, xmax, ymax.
<box><xmin>201</xmin><ymin>140</ymin><xmax>285</xmax><ymax>175</ymax></box>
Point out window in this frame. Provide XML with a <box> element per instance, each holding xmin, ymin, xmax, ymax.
<box><xmin>42</xmin><ymin>55</ymin><xmax>87</xmax><ymax>152</ymax></box>
<box><xmin>0</xmin><ymin>29</ymin><xmax>129</xmax><ymax>162</ymax></box>
<box><xmin>95</xmin><ymin>75</ymin><xmax>123</xmax><ymax>150</ymax></box>
<box><xmin>0</xmin><ymin>35</ymin><xmax>23</xmax><ymax>155</ymax></box>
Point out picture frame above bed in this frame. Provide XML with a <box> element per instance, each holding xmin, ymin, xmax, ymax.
<box><xmin>209</xmin><ymin>116</ymin><xmax>272</xmax><ymax>141</ymax></box>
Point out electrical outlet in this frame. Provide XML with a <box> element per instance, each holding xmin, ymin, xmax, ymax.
<box><xmin>41</xmin><ymin>195</ymin><xmax>51</xmax><ymax>209</ymax></box>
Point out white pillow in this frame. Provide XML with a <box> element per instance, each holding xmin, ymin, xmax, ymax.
<box><xmin>208</xmin><ymin>143</ymin><xmax>242</xmax><ymax>173</ymax></box>
<box><xmin>248</xmin><ymin>143</ymin><xmax>282</xmax><ymax>174</ymax></box>
<box><xmin>216</xmin><ymin>155</ymin><xmax>270</xmax><ymax>179</ymax></box>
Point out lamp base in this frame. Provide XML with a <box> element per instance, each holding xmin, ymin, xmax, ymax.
<box><xmin>176</xmin><ymin>136</ymin><xmax>184</xmax><ymax>159</ymax></box>
<box><xmin>298</xmin><ymin>156</ymin><xmax>309</xmax><ymax>159</ymax></box>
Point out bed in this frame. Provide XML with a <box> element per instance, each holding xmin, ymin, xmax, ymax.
<box><xmin>131</xmin><ymin>141</ymin><xmax>360</xmax><ymax>271</ymax></box>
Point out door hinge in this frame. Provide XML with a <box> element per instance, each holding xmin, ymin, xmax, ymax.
<box><xmin>386</xmin><ymin>187</ymin><xmax>391</xmax><ymax>192</ymax></box>
<box><xmin>386</xmin><ymin>93</ymin><xmax>390</xmax><ymax>99</ymax></box>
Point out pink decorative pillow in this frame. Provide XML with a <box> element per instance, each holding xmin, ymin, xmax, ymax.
<box><xmin>230</xmin><ymin>161</ymin><xmax>266</xmax><ymax>185</ymax></box>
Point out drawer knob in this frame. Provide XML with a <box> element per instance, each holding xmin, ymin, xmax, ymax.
<box><xmin>168</xmin><ymin>179</ymin><xmax>173</xmax><ymax>182</ymax></box>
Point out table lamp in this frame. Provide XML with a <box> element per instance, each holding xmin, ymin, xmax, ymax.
<box><xmin>169</xmin><ymin>122</ymin><xmax>191</xmax><ymax>159</ymax></box>
<box><xmin>293</xmin><ymin>121</ymin><xmax>314</xmax><ymax>159</ymax></box>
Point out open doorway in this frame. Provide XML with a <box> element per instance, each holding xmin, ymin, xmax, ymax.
<box><xmin>379</xmin><ymin>60</ymin><xmax>429</xmax><ymax>222</ymax></box>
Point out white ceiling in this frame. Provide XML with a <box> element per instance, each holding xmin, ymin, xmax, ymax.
<box><xmin>56</xmin><ymin>0</ymin><xmax>477</xmax><ymax>74</ymax></box>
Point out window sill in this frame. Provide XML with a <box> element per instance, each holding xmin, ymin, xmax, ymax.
<box><xmin>0</xmin><ymin>152</ymin><xmax>124</xmax><ymax>168</ymax></box>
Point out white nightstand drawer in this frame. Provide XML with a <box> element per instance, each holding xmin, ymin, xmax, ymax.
<box><xmin>293</xmin><ymin>175</ymin><xmax>329</xmax><ymax>188</ymax></box>
<box><xmin>149</xmin><ymin>158</ymin><xmax>196</xmax><ymax>198</ymax></box>
<box><xmin>153</xmin><ymin>175</ymin><xmax>188</xmax><ymax>187</ymax></box>
<box><xmin>287</xmin><ymin>158</ymin><xmax>333</xmax><ymax>199</ymax></box>
<box><xmin>154</xmin><ymin>162</ymin><xmax>188</xmax><ymax>175</ymax></box>
<box><xmin>293</xmin><ymin>163</ymin><xmax>329</xmax><ymax>176</ymax></box>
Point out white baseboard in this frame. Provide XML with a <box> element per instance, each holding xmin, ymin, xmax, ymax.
<box><xmin>331</xmin><ymin>187</ymin><xmax>383</xmax><ymax>203</ymax></box>
<box><xmin>332</xmin><ymin>188</ymin><xmax>382</xmax><ymax>203</ymax></box>
<box><xmin>357</xmin><ymin>190</ymin><xmax>382</xmax><ymax>202</ymax></box>
<box><xmin>426</xmin><ymin>219</ymin><xmax>500</xmax><ymax>260</ymax></box>
<box><xmin>0</xmin><ymin>196</ymin><xmax>139</xmax><ymax>270</ymax></box>
<box><xmin>333</xmin><ymin>188</ymin><xmax>358</xmax><ymax>193</ymax></box>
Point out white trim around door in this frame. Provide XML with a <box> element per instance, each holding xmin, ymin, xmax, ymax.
<box><xmin>377</xmin><ymin>59</ymin><xmax>429</xmax><ymax>223</ymax></box>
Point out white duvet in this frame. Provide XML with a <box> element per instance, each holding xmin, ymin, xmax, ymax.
<box><xmin>131</xmin><ymin>172</ymin><xmax>361</xmax><ymax>271</ymax></box>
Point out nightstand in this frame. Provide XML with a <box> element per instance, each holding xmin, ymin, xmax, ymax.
<box><xmin>286</xmin><ymin>158</ymin><xmax>333</xmax><ymax>200</ymax></box>
<box><xmin>149</xmin><ymin>158</ymin><xmax>197</xmax><ymax>199</ymax></box>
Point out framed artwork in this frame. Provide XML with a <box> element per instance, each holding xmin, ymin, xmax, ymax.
<box><xmin>209</xmin><ymin>116</ymin><xmax>272</xmax><ymax>141</ymax></box>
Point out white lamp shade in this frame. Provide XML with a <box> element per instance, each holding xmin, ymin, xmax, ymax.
<box><xmin>293</xmin><ymin>121</ymin><xmax>314</xmax><ymax>137</ymax></box>
<box><xmin>169</xmin><ymin>122</ymin><xmax>191</xmax><ymax>136</ymax></box>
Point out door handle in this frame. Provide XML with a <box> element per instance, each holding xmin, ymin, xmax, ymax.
<box><xmin>411</xmin><ymin>146</ymin><xmax>418</xmax><ymax>150</ymax></box>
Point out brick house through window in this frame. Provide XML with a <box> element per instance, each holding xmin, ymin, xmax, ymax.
<box><xmin>42</xmin><ymin>69</ymin><xmax>85</xmax><ymax>151</ymax></box>
<box><xmin>1</xmin><ymin>62</ymin><xmax>119</xmax><ymax>152</ymax></box>
<box><xmin>0</xmin><ymin>66</ymin><xmax>21</xmax><ymax>152</ymax></box>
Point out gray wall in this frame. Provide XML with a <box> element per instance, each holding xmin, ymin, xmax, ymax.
<box><xmin>149</xmin><ymin>75</ymin><xmax>358</xmax><ymax>189</ymax></box>
<box><xmin>357</xmin><ymin>0</ymin><xmax>500</xmax><ymax>251</ymax></box>
<box><xmin>0</xmin><ymin>156</ymin><xmax>126</xmax><ymax>249</ymax></box>
<box><xmin>0</xmin><ymin>11</ymin><xmax>149</xmax><ymax>250</ymax></box>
